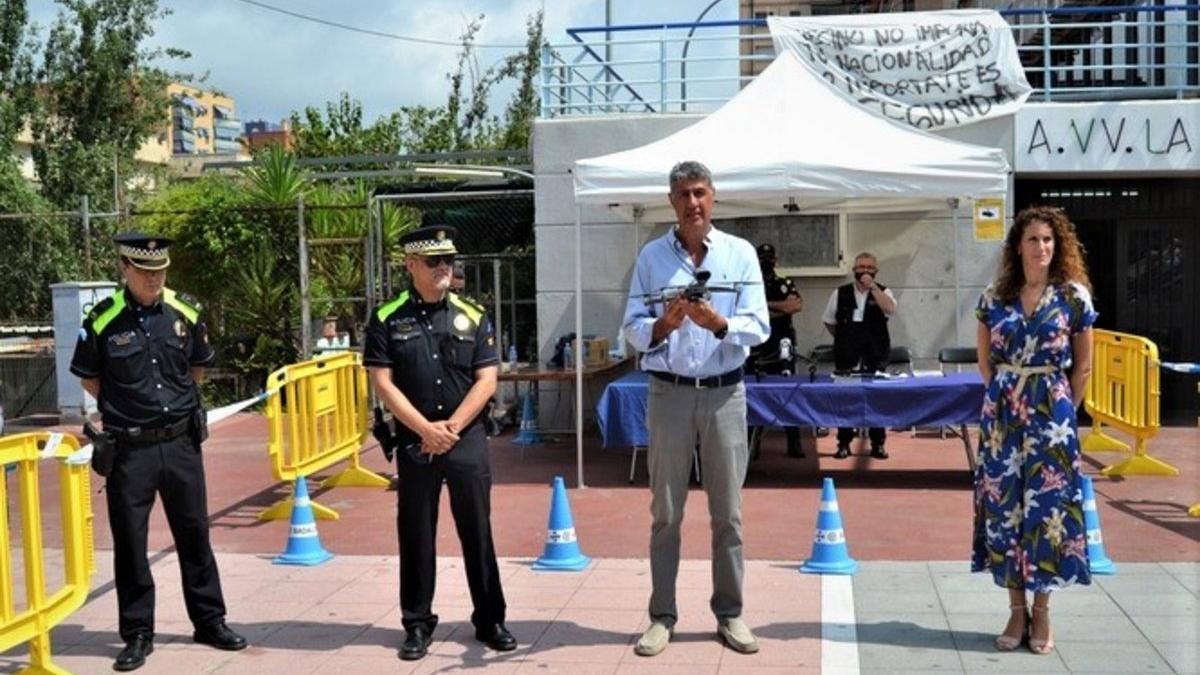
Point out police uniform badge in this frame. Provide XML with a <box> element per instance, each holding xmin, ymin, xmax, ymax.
<box><xmin>779</xmin><ymin>282</ymin><xmax>789</xmax><ymax>294</ymax></box>
<box><xmin>174</xmin><ymin>319</ymin><xmax>187</xmax><ymax>339</ymax></box>
<box><xmin>453</xmin><ymin>314</ymin><xmax>471</xmax><ymax>332</ymax></box>
<box><xmin>110</xmin><ymin>331</ymin><xmax>134</xmax><ymax>347</ymax></box>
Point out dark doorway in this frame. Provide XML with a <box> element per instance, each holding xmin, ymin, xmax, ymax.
<box><xmin>1014</xmin><ymin>178</ymin><xmax>1199</xmax><ymax>423</ymax></box>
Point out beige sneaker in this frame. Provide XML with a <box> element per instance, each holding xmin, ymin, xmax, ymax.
<box><xmin>718</xmin><ymin>618</ymin><xmax>760</xmax><ymax>654</ymax></box>
<box><xmin>634</xmin><ymin>622</ymin><xmax>672</xmax><ymax>657</ymax></box>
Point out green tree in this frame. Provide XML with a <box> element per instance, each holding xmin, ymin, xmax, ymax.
<box><xmin>0</xmin><ymin>0</ymin><xmax>33</xmax><ymax>160</ymax></box>
<box><xmin>29</xmin><ymin>0</ymin><xmax>189</xmax><ymax>211</ymax></box>
<box><xmin>289</xmin><ymin>92</ymin><xmax>404</xmax><ymax>159</ymax></box>
<box><xmin>0</xmin><ymin>167</ymin><xmax>74</xmax><ymax>320</ymax></box>
<box><xmin>291</xmin><ymin>10</ymin><xmax>546</xmax><ymax>159</ymax></box>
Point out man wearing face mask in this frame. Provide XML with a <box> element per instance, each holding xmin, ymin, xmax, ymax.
<box><xmin>821</xmin><ymin>252</ymin><xmax>898</xmax><ymax>459</ymax></box>
<box><xmin>747</xmin><ymin>243</ymin><xmax>804</xmax><ymax>458</ymax></box>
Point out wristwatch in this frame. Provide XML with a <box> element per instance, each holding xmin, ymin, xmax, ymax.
<box><xmin>712</xmin><ymin>325</ymin><xmax>728</xmax><ymax>340</ymax></box>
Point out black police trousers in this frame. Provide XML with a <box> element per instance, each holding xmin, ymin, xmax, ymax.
<box><xmin>396</xmin><ymin>424</ymin><xmax>506</xmax><ymax>633</ymax></box>
<box><xmin>106</xmin><ymin>432</ymin><xmax>227</xmax><ymax>641</ymax></box>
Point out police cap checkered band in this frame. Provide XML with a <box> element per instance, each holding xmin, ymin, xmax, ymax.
<box><xmin>113</xmin><ymin>231</ymin><xmax>172</xmax><ymax>270</ymax></box>
<box><xmin>401</xmin><ymin>225</ymin><xmax>458</xmax><ymax>256</ymax></box>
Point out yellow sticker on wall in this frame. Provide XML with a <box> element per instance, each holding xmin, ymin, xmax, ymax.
<box><xmin>974</xmin><ymin>198</ymin><xmax>1005</xmax><ymax>242</ymax></box>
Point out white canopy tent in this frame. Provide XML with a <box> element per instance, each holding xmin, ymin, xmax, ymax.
<box><xmin>565</xmin><ymin>49</ymin><xmax>1011</xmax><ymax>487</ymax></box>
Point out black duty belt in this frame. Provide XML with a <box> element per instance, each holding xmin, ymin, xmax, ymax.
<box><xmin>109</xmin><ymin>416</ymin><xmax>192</xmax><ymax>444</ymax></box>
<box><xmin>649</xmin><ymin>367</ymin><xmax>743</xmax><ymax>389</ymax></box>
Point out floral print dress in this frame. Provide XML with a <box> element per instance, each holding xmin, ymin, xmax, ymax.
<box><xmin>972</xmin><ymin>282</ymin><xmax>1098</xmax><ymax>592</ymax></box>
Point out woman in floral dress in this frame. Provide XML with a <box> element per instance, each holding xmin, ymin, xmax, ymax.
<box><xmin>973</xmin><ymin>206</ymin><xmax>1096</xmax><ymax>655</ymax></box>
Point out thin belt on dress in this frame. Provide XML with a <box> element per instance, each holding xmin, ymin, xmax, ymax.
<box><xmin>995</xmin><ymin>363</ymin><xmax>1059</xmax><ymax>399</ymax></box>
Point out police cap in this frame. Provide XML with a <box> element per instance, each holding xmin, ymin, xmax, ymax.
<box><xmin>114</xmin><ymin>231</ymin><xmax>172</xmax><ymax>270</ymax></box>
<box><xmin>756</xmin><ymin>243</ymin><xmax>776</xmax><ymax>260</ymax></box>
<box><xmin>400</xmin><ymin>225</ymin><xmax>457</xmax><ymax>256</ymax></box>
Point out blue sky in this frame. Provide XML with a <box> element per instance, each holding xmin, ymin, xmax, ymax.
<box><xmin>28</xmin><ymin>0</ymin><xmax>740</xmax><ymax>124</ymax></box>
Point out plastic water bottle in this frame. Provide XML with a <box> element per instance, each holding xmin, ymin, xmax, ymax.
<box><xmin>507</xmin><ymin>344</ymin><xmax>518</xmax><ymax>364</ymax></box>
<box><xmin>563</xmin><ymin>343</ymin><xmax>574</xmax><ymax>370</ymax></box>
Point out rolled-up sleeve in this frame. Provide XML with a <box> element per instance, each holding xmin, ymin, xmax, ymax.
<box><xmin>721</xmin><ymin>243</ymin><xmax>769</xmax><ymax>348</ymax></box>
<box><xmin>622</xmin><ymin>248</ymin><xmax>667</xmax><ymax>354</ymax></box>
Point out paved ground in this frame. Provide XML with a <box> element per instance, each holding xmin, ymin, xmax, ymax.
<box><xmin>2</xmin><ymin>553</ymin><xmax>1194</xmax><ymax>674</ymax></box>
<box><xmin>1</xmin><ymin>415</ymin><xmax>1197</xmax><ymax>673</ymax></box>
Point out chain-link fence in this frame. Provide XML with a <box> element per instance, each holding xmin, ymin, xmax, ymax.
<box><xmin>0</xmin><ymin>186</ymin><xmax>536</xmax><ymax>407</ymax></box>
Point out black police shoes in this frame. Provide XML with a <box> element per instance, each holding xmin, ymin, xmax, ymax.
<box><xmin>401</xmin><ymin>626</ymin><xmax>432</xmax><ymax>660</ymax></box>
<box><xmin>475</xmin><ymin>623</ymin><xmax>518</xmax><ymax>651</ymax></box>
<box><xmin>870</xmin><ymin>445</ymin><xmax>889</xmax><ymax>460</ymax></box>
<box><xmin>192</xmin><ymin>622</ymin><xmax>248</xmax><ymax>651</ymax></box>
<box><xmin>113</xmin><ymin>634</ymin><xmax>153</xmax><ymax>671</ymax></box>
<box><xmin>834</xmin><ymin>444</ymin><xmax>851</xmax><ymax>459</ymax></box>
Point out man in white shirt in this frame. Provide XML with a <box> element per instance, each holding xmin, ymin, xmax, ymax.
<box><xmin>821</xmin><ymin>252</ymin><xmax>897</xmax><ymax>459</ymax></box>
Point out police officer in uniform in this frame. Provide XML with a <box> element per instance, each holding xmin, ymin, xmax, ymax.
<box><xmin>747</xmin><ymin>243</ymin><xmax>805</xmax><ymax>458</ymax></box>
<box><xmin>821</xmin><ymin>251</ymin><xmax>898</xmax><ymax>459</ymax></box>
<box><xmin>70</xmin><ymin>232</ymin><xmax>246</xmax><ymax>672</ymax></box>
<box><xmin>364</xmin><ymin>225</ymin><xmax>515</xmax><ymax>661</ymax></box>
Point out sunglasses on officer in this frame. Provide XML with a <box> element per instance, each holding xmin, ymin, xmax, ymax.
<box><xmin>420</xmin><ymin>254</ymin><xmax>456</xmax><ymax>269</ymax></box>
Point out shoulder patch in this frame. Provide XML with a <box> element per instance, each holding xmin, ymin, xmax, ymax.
<box><xmin>90</xmin><ymin>292</ymin><xmax>127</xmax><ymax>336</ymax></box>
<box><xmin>448</xmin><ymin>293</ymin><xmax>483</xmax><ymax>326</ymax></box>
<box><xmin>375</xmin><ymin>291</ymin><xmax>411</xmax><ymax>322</ymax></box>
<box><xmin>162</xmin><ymin>287</ymin><xmax>199</xmax><ymax>324</ymax></box>
<box><xmin>87</xmin><ymin>295</ymin><xmax>116</xmax><ymax>322</ymax></box>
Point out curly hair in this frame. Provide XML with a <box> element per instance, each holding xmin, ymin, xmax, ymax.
<box><xmin>994</xmin><ymin>205</ymin><xmax>1092</xmax><ymax>301</ymax></box>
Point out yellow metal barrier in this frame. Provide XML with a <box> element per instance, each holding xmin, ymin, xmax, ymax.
<box><xmin>0</xmin><ymin>432</ymin><xmax>95</xmax><ymax>675</ymax></box>
<box><xmin>261</xmin><ymin>352</ymin><xmax>388</xmax><ymax>521</ymax></box>
<box><xmin>1082</xmin><ymin>329</ymin><xmax>1178</xmax><ymax>477</ymax></box>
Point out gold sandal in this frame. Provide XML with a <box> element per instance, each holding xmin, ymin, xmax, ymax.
<box><xmin>995</xmin><ymin>604</ymin><xmax>1028</xmax><ymax>651</ymax></box>
<box><xmin>1028</xmin><ymin>606</ymin><xmax>1055</xmax><ymax>655</ymax></box>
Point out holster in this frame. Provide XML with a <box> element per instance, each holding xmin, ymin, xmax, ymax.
<box><xmin>190</xmin><ymin>407</ymin><xmax>209</xmax><ymax>445</ymax></box>
<box><xmin>372</xmin><ymin>406</ymin><xmax>396</xmax><ymax>463</ymax></box>
<box><xmin>482</xmin><ymin>400</ymin><xmax>501</xmax><ymax>437</ymax></box>
<box><xmin>83</xmin><ymin>421</ymin><xmax>116</xmax><ymax>478</ymax></box>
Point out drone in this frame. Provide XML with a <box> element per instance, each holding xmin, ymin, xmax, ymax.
<box><xmin>632</xmin><ymin>270</ymin><xmax>761</xmax><ymax>307</ymax></box>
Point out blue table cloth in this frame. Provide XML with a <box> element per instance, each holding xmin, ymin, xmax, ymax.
<box><xmin>596</xmin><ymin>371</ymin><xmax>986</xmax><ymax>448</ymax></box>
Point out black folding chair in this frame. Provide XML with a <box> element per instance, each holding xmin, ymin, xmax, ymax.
<box><xmin>939</xmin><ymin>346</ymin><xmax>980</xmax><ymax>469</ymax></box>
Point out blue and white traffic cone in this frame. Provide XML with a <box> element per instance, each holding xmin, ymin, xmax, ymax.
<box><xmin>273</xmin><ymin>476</ymin><xmax>334</xmax><ymax>566</ymax></box>
<box><xmin>532</xmin><ymin>476</ymin><xmax>591</xmax><ymax>571</ymax></box>
<box><xmin>800</xmin><ymin>477</ymin><xmax>858</xmax><ymax>575</ymax></box>
<box><xmin>513</xmin><ymin>392</ymin><xmax>543</xmax><ymax>445</ymax></box>
<box><xmin>1081</xmin><ymin>475</ymin><xmax>1116</xmax><ymax>575</ymax></box>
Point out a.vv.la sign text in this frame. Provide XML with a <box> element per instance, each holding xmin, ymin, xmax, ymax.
<box><xmin>1015</xmin><ymin>100</ymin><xmax>1198</xmax><ymax>173</ymax></box>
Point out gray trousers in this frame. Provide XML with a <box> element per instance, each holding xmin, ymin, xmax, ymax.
<box><xmin>646</xmin><ymin>377</ymin><xmax>750</xmax><ymax>627</ymax></box>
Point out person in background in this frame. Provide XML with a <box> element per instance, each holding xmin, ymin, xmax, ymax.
<box><xmin>747</xmin><ymin>243</ymin><xmax>804</xmax><ymax>458</ymax></box>
<box><xmin>821</xmin><ymin>252</ymin><xmax>897</xmax><ymax>459</ymax></box>
<box><xmin>314</xmin><ymin>316</ymin><xmax>349</xmax><ymax>353</ymax></box>
<box><xmin>451</xmin><ymin>260</ymin><xmax>467</xmax><ymax>293</ymax></box>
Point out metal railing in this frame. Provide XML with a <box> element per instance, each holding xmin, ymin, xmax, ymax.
<box><xmin>540</xmin><ymin>5</ymin><xmax>1199</xmax><ymax>117</ymax></box>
